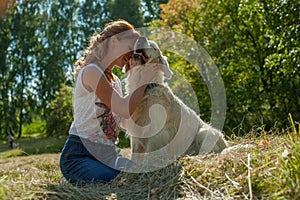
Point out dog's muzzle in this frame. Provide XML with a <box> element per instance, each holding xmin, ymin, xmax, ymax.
<box><xmin>132</xmin><ymin>36</ymin><xmax>151</xmax><ymax>64</ymax></box>
<box><xmin>132</xmin><ymin>52</ymin><xmax>148</xmax><ymax>64</ymax></box>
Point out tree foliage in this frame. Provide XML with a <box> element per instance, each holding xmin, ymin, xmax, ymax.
<box><xmin>142</xmin><ymin>0</ymin><xmax>169</xmax><ymax>24</ymax></box>
<box><xmin>1</xmin><ymin>0</ymin><xmax>298</xmax><ymax>138</ymax></box>
<box><xmin>0</xmin><ymin>0</ymin><xmax>167</xmax><ymax>138</ymax></box>
<box><xmin>0</xmin><ymin>0</ymin><xmax>80</xmax><ymax>138</ymax></box>
<box><xmin>103</xmin><ymin>0</ymin><xmax>169</xmax><ymax>27</ymax></box>
<box><xmin>104</xmin><ymin>0</ymin><xmax>144</xmax><ymax>27</ymax></box>
<box><xmin>152</xmin><ymin>0</ymin><xmax>300</xmax><ymax>133</ymax></box>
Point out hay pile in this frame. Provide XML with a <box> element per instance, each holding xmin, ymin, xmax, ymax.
<box><xmin>1</xmin><ymin>127</ymin><xmax>299</xmax><ymax>199</ymax></box>
<box><xmin>45</xmin><ymin>141</ymin><xmax>265</xmax><ymax>200</ymax></box>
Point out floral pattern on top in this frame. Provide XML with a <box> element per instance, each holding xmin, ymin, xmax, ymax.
<box><xmin>94</xmin><ymin>102</ymin><xmax>120</xmax><ymax>144</ymax></box>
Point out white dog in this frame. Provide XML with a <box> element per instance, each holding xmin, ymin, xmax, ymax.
<box><xmin>124</xmin><ymin>36</ymin><xmax>227</xmax><ymax>162</ymax></box>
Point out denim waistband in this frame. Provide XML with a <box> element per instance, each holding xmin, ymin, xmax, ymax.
<box><xmin>68</xmin><ymin>134</ymin><xmax>113</xmax><ymax>147</ymax></box>
<box><xmin>67</xmin><ymin>134</ymin><xmax>84</xmax><ymax>144</ymax></box>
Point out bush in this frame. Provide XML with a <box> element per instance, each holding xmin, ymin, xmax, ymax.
<box><xmin>22</xmin><ymin>120</ymin><xmax>46</xmax><ymax>137</ymax></box>
<box><xmin>46</xmin><ymin>84</ymin><xmax>73</xmax><ymax>136</ymax></box>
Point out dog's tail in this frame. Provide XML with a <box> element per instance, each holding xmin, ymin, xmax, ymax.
<box><xmin>195</xmin><ymin>124</ymin><xmax>227</xmax><ymax>154</ymax></box>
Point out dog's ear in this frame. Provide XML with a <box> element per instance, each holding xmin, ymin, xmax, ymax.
<box><xmin>161</xmin><ymin>55</ymin><xmax>173</xmax><ymax>79</ymax></box>
<box><xmin>148</xmin><ymin>40</ymin><xmax>160</xmax><ymax>51</ymax></box>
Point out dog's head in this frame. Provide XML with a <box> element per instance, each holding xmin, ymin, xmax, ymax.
<box><xmin>124</xmin><ymin>36</ymin><xmax>173</xmax><ymax>79</ymax></box>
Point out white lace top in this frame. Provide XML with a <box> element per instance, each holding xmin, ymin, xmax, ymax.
<box><xmin>69</xmin><ymin>64</ymin><xmax>122</xmax><ymax>146</ymax></box>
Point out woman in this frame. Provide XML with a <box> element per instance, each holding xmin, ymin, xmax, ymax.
<box><xmin>60</xmin><ymin>20</ymin><xmax>159</xmax><ymax>184</ymax></box>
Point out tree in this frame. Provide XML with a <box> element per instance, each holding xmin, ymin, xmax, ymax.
<box><xmin>152</xmin><ymin>0</ymin><xmax>300</xmax><ymax>133</ymax></box>
<box><xmin>0</xmin><ymin>0</ymin><xmax>80</xmax><ymax>138</ymax></box>
<box><xmin>78</xmin><ymin>0</ymin><xmax>106</xmax><ymax>42</ymax></box>
<box><xmin>33</xmin><ymin>0</ymin><xmax>81</xmax><ymax>121</ymax></box>
<box><xmin>0</xmin><ymin>6</ymin><xmax>13</xmax><ymax>138</ymax></box>
<box><xmin>142</xmin><ymin>0</ymin><xmax>169</xmax><ymax>24</ymax></box>
<box><xmin>0</xmin><ymin>1</ymin><xmax>41</xmax><ymax>138</ymax></box>
<box><xmin>104</xmin><ymin>0</ymin><xmax>144</xmax><ymax>27</ymax></box>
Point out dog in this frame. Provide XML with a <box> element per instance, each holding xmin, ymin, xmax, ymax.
<box><xmin>124</xmin><ymin>36</ymin><xmax>227</xmax><ymax>163</ymax></box>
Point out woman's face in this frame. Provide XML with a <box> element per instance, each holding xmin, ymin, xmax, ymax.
<box><xmin>111</xmin><ymin>36</ymin><xmax>137</xmax><ymax>69</ymax></box>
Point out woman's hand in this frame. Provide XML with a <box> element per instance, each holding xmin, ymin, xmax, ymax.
<box><xmin>83</xmin><ymin>64</ymin><xmax>160</xmax><ymax>119</ymax></box>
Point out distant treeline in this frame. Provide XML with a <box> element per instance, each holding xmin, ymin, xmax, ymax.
<box><xmin>0</xmin><ymin>0</ymin><xmax>298</xmax><ymax>139</ymax></box>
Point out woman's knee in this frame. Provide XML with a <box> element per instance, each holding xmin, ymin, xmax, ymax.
<box><xmin>61</xmin><ymin>156</ymin><xmax>120</xmax><ymax>184</ymax></box>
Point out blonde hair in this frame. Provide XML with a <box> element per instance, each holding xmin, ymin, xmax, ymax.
<box><xmin>74</xmin><ymin>20</ymin><xmax>140</xmax><ymax>80</ymax></box>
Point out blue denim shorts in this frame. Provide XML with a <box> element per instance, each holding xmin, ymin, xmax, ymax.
<box><xmin>60</xmin><ymin>134</ymin><xmax>133</xmax><ymax>184</ymax></box>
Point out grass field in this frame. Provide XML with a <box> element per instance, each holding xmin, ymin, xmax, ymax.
<box><xmin>0</xmin><ymin>134</ymin><xmax>68</xmax><ymax>159</ymax></box>
<box><xmin>0</xmin><ymin>120</ymin><xmax>299</xmax><ymax>199</ymax></box>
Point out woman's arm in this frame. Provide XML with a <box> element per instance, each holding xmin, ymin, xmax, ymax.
<box><xmin>82</xmin><ymin>65</ymin><xmax>159</xmax><ymax>119</ymax></box>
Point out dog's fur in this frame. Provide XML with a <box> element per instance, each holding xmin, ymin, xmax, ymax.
<box><xmin>124</xmin><ymin>37</ymin><xmax>227</xmax><ymax>162</ymax></box>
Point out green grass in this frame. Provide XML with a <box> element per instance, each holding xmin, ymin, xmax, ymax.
<box><xmin>0</xmin><ymin>118</ymin><xmax>299</xmax><ymax>199</ymax></box>
<box><xmin>0</xmin><ymin>135</ymin><xmax>68</xmax><ymax>159</ymax></box>
<box><xmin>0</xmin><ymin>130</ymin><xmax>128</xmax><ymax>159</ymax></box>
